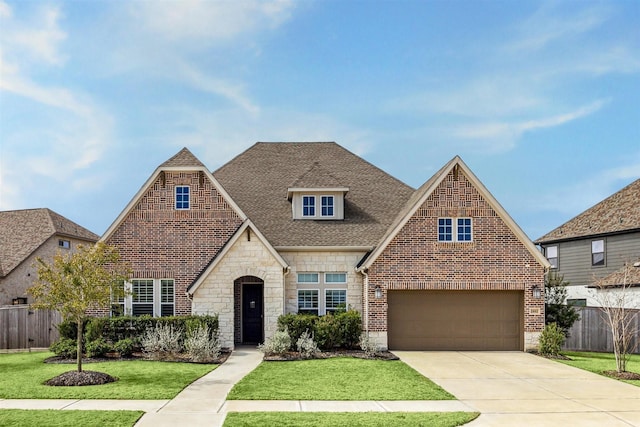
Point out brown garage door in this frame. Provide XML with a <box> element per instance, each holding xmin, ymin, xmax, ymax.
<box><xmin>388</xmin><ymin>290</ymin><xmax>523</xmax><ymax>351</ymax></box>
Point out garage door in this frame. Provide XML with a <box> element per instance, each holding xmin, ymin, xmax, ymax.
<box><xmin>388</xmin><ymin>290</ymin><xmax>523</xmax><ymax>351</ymax></box>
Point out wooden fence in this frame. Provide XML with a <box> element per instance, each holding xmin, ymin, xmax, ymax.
<box><xmin>0</xmin><ymin>306</ymin><xmax>61</xmax><ymax>350</ymax></box>
<box><xmin>563</xmin><ymin>306</ymin><xmax>640</xmax><ymax>354</ymax></box>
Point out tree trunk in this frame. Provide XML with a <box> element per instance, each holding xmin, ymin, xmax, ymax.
<box><xmin>76</xmin><ymin>319</ymin><xmax>83</xmax><ymax>373</ymax></box>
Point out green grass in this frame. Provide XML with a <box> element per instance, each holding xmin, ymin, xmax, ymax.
<box><xmin>0</xmin><ymin>409</ymin><xmax>143</xmax><ymax>427</ymax></box>
<box><xmin>223</xmin><ymin>412</ymin><xmax>479</xmax><ymax>427</ymax></box>
<box><xmin>227</xmin><ymin>358</ymin><xmax>454</xmax><ymax>400</ymax></box>
<box><xmin>559</xmin><ymin>351</ymin><xmax>640</xmax><ymax>387</ymax></box>
<box><xmin>0</xmin><ymin>352</ymin><xmax>216</xmax><ymax>399</ymax></box>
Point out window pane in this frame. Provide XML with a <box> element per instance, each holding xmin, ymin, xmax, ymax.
<box><xmin>303</xmin><ymin>196</ymin><xmax>315</xmax><ymax>216</ymax></box>
<box><xmin>546</xmin><ymin>246</ymin><xmax>558</xmax><ymax>258</ymax></box>
<box><xmin>161</xmin><ymin>279</ymin><xmax>174</xmax><ymax>303</ymax></box>
<box><xmin>325</xmin><ymin>289</ymin><xmax>346</xmax><ymax>310</ymax></box>
<box><xmin>325</xmin><ymin>273</ymin><xmax>346</xmax><ymax>283</ymax></box>
<box><xmin>132</xmin><ymin>279</ymin><xmax>154</xmax><ymax>303</ymax></box>
<box><xmin>321</xmin><ymin>196</ymin><xmax>334</xmax><ymax>216</ymax></box>
<box><xmin>175</xmin><ymin>186</ymin><xmax>190</xmax><ymax>210</ymax></box>
<box><xmin>297</xmin><ymin>273</ymin><xmax>319</xmax><ymax>283</ymax></box>
<box><xmin>592</xmin><ymin>252</ymin><xmax>605</xmax><ymax>266</ymax></box>
<box><xmin>457</xmin><ymin>218</ymin><xmax>472</xmax><ymax>241</ymax></box>
<box><xmin>438</xmin><ymin>218</ymin><xmax>452</xmax><ymax>241</ymax></box>
<box><xmin>298</xmin><ymin>290</ymin><xmax>318</xmax><ymax>310</ymax></box>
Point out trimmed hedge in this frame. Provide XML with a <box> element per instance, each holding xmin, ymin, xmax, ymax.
<box><xmin>277</xmin><ymin>310</ymin><xmax>362</xmax><ymax>350</ymax></box>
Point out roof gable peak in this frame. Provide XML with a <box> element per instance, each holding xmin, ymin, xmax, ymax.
<box><xmin>160</xmin><ymin>147</ymin><xmax>206</xmax><ymax>169</ymax></box>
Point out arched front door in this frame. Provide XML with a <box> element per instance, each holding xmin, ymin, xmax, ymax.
<box><xmin>235</xmin><ymin>276</ymin><xmax>264</xmax><ymax>344</ymax></box>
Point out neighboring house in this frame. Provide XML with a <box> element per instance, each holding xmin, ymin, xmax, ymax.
<box><xmin>535</xmin><ymin>179</ymin><xmax>640</xmax><ymax>308</ymax></box>
<box><xmin>0</xmin><ymin>208</ymin><xmax>100</xmax><ymax>306</ymax></box>
<box><xmin>101</xmin><ymin>142</ymin><xmax>548</xmax><ymax>351</ymax></box>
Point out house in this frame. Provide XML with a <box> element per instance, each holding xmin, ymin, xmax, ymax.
<box><xmin>535</xmin><ymin>179</ymin><xmax>640</xmax><ymax>308</ymax></box>
<box><xmin>101</xmin><ymin>142</ymin><xmax>548</xmax><ymax>351</ymax></box>
<box><xmin>0</xmin><ymin>208</ymin><xmax>100</xmax><ymax>306</ymax></box>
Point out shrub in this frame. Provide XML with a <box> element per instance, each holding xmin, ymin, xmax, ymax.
<box><xmin>141</xmin><ymin>323</ymin><xmax>183</xmax><ymax>360</ymax></box>
<box><xmin>258</xmin><ymin>327</ymin><xmax>291</xmax><ymax>355</ymax></box>
<box><xmin>296</xmin><ymin>329</ymin><xmax>318</xmax><ymax>359</ymax></box>
<box><xmin>85</xmin><ymin>317</ymin><xmax>109</xmax><ymax>343</ymax></box>
<box><xmin>335</xmin><ymin>310</ymin><xmax>362</xmax><ymax>349</ymax></box>
<box><xmin>359</xmin><ymin>332</ymin><xmax>380</xmax><ymax>357</ymax></box>
<box><xmin>277</xmin><ymin>313</ymin><xmax>318</xmax><ymax>349</ymax></box>
<box><xmin>56</xmin><ymin>319</ymin><xmax>78</xmax><ymax>340</ymax></box>
<box><xmin>113</xmin><ymin>338</ymin><xmax>136</xmax><ymax>357</ymax></box>
<box><xmin>315</xmin><ymin>314</ymin><xmax>338</xmax><ymax>350</ymax></box>
<box><xmin>50</xmin><ymin>338</ymin><xmax>78</xmax><ymax>359</ymax></box>
<box><xmin>184</xmin><ymin>325</ymin><xmax>221</xmax><ymax>362</ymax></box>
<box><xmin>86</xmin><ymin>337</ymin><xmax>112</xmax><ymax>358</ymax></box>
<box><xmin>539</xmin><ymin>322</ymin><xmax>565</xmax><ymax>356</ymax></box>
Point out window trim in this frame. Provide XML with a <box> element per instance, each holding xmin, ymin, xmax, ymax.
<box><xmin>546</xmin><ymin>245</ymin><xmax>559</xmax><ymax>269</ymax></box>
<box><xmin>297</xmin><ymin>289</ymin><xmax>319</xmax><ymax>313</ymax></box>
<box><xmin>175</xmin><ymin>185</ymin><xmax>190</xmax><ymax>210</ymax></box>
<box><xmin>302</xmin><ymin>195</ymin><xmax>316</xmax><ymax>217</ymax></box>
<box><xmin>591</xmin><ymin>239</ymin><xmax>605</xmax><ymax>267</ymax></box>
<box><xmin>297</xmin><ymin>272</ymin><xmax>320</xmax><ymax>284</ymax></box>
<box><xmin>438</xmin><ymin>217</ymin><xmax>473</xmax><ymax>242</ymax></box>
<box><xmin>58</xmin><ymin>239</ymin><xmax>71</xmax><ymax>249</ymax></box>
<box><xmin>324</xmin><ymin>272</ymin><xmax>347</xmax><ymax>284</ymax></box>
<box><xmin>321</xmin><ymin>195</ymin><xmax>335</xmax><ymax>217</ymax></box>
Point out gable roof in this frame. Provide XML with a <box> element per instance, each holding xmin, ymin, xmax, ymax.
<box><xmin>536</xmin><ymin>178</ymin><xmax>640</xmax><ymax>244</ymax></box>
<box><xmin>101</xmin><ymin>147</ymin><xmax>247</xmax><ymax>241</ymax></box>
<box><xmin>359</xmin><ymin>156</ymin><xmax>550</xmax><ymax>270</ymax></box>
<box><xmin>187</xmin><ymin>219</ymin><xmax>289</xmax><ymax>295</ymax></box>
<box><xmin>0</xmin><ymin>208</ymin><xmax>99</xmax><ymax>277</ymax></box>
<box><xmin>213</xmin><ymin>142</ymin><xmax>415</xmax><ymax>248</ymax></box>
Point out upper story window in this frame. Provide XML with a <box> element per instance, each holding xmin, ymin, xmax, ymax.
<box><xmin>591</xmin><ymin>240</ymin><xmax>605</xmax><ymax>266</ymax></box>
<box><xmin>321</xmin><ymin>196</ymin><xmax>334</xmax><ymax>217</ymax></box>
<box><xmin>546</xmin><ymin>245</ymin><xmax>558</xmax><ymax>269</ymax></box>
<box><xmin>175</xmin><ymin>186</ymin><xmax>190</xmax><ymax>210</ymax></box>
<box><xmin>438</xmin><ymin>218</ymin><xmax>472</xmax><ymax>242</ymax></box>
<box><xmin>302</xmin><ymin>196</ymin><xmax>316</xmax><ymax>217</ymax></box>
<box><xmin>58</xmin><ymin>239</ymin><xmax>71</xmax><ymax>249</ymax></box>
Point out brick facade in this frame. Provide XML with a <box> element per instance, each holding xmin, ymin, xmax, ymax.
<box><xmin>367</xmin><ymin>169</ymin><xmax>545</xmax><ymax>348</ymax></box>
<box><xmin>106</xmin><ymin>171</ymin><xmax>243</xmax><ymax>316</ymax></box>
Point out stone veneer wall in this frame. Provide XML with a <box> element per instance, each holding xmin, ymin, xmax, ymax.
<box><xmin>192</xmin><ymin>228</ymin><xmax>284</xmax><ymax>349</ymax></box>
<box><xmin>106</xmin><ymin>171</ymin><xmax>242</xmax><ymax>316</ymax></box>
<box><xmin>279</xmin><ymin>251</ymin><xmax>366</xmax><ymax>315</ymax></box>
<box><xmin>367</xmin><ymin>169</ymin><xmax>545</xmax><ymax>351</ymax></box>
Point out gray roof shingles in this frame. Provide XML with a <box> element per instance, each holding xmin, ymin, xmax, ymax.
<box><xmin>536</xmin><ymin>178</ymin><xmax>640</xmax><ymax>243</ymax></box>
<box><xmin>0</xmin><ymin>208</ymin><xmax>99</xmax><ymax>277</ymax></box>
<box><xmin>213</xmin><ymin>142</ymin><xmax>414</xmax><ymax>247</ymax></box>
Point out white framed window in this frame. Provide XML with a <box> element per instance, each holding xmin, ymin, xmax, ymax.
<box><xmin>591</xmin><ymin>240</ymin><xmax>605</xmax><ymax>266</ymax></box>
<box><xmin>325</xmin><ymin>273</ymin><xmax>347</xmax><ymax>284</ymax></box>
<box><xmin>546</xmin><ymin>246</ymin><xmax>558</xmax><ymax>269</ymax></box>
<box><xmin>325</xmin><ymin>289</ymin><xmax>346</xmax><ymax>313</ymax></box>
<box><xmin>321</xmin><ymin>196</ymin><xmax>334</xmax><ymax>217</ymax></box>
<box><xmin>302</xmin><ymin>196</ymin><xmax>316</xmax><ymax>217</ymax></box>
<box><xmin>161</xmin><ymin>279</ymin><xmax>175</xmax><ymax>316</ymax></box>
<box><xmin>438</xmin><ymin>217</ymin><xmax>472</xmax><ymax>242</ymax></box>
<box><xmin>298</xmin><ymin>289</ymin><xmax>319</xmax><ymax>314</ymax></box>
<box><xmin>175</xmin><ymin>186</ymin><xmax>190</xmax><ymax>210</ymax></box>
<box><xmin>297</xmin><ymin>273</ymin><xmax>319</xmax><ymax>283</ymax></box>
<box><xmin>58</xmin><ymin>239</ymin><xmax>71</xmax><ymax>249</ymax></box>
<box><xmin>120</xmin><ymin>279</ymin><xmax>175</xmax><ymax>317</ymax></box>
<box><xmin>111</xmin><ymin>281</ymin><xmax>126</xmax><ymax>317</ymax></box>
<box><xmin>132</xmin><ymin>279</ymin><xmax>154</xmax><ymax>316</ymax></box>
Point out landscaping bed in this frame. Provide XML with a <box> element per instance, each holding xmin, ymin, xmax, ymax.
<box><xmin>263</xmin><ymin>349</ymin><xmax>398</xmax><ymax>361</ymax></box>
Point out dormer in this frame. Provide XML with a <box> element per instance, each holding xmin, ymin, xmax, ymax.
<box><xmin>287</xmin><ymin>162</ymin><xmax>349</xmax><ymax>220</ymax></box>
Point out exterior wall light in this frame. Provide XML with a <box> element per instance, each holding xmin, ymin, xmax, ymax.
<box><xmin>374</xmin><ymin>285</ymin><xmax>382</xmax><ymax>299</ymax></box>
<box><xmin>532</xmin><ymin>285</ymin><xmax>541</xmax><ymax>299</ymax></box>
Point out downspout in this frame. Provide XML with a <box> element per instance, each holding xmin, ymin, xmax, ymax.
<box><xmin>283</xmin><ymin>266</ymin><xmax>291</xmax><ymax>314</ymax></box>
<box><xmin>357</xmin><ymin>267</ymin><xmax>369</xmax><ymax>332</ymax></box>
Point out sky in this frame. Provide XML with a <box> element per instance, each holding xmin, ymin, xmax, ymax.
<box><xmin>1</xmin><ymin>0</ymin><xmax>638</xmax><ymax>241</ymax></box>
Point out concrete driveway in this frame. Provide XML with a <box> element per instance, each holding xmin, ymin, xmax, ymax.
<box><xmin>395</xmin><ymin>351</ymin><xmax>640</xmax><ymax>427</ymax></box>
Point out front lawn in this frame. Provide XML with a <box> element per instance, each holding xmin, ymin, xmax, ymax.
<box><xmin>227</xmin><ymin>358</ymin><xmax>454</xmax><ymax>400</ymax></box>
<box><xmin>0</xmin><ymin>409</ymin><xmax>143</xmax><ymax>427</ymax></box>
<box><xmin>0</xmin><ymin>352</ymin><xmax>216</xmax><ymax>399</ymax></box>
<box><xmin>559</xmin><ymin>351</ymin><xmax>640</xmax><ymax>387</ymax></box>
<box><xmin>223</xmin><ymin>412</ymin><xmax>479</xmax><ymax>427</ymax></box>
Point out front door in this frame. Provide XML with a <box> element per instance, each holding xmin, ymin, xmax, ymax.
<box><xmin>242</xmin><ymin>283</ymin><xmax>263</xmax><ymax>344</ymax></box>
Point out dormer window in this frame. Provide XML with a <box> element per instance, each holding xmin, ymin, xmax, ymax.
<box><xmin>321</xmin><ymin>196</ymin><xmax>334</xmax><ymax>217</ymax></box>
<box><xmin>303</xmin><ymin>196</ymin><xmax>316</xmax><ymax>217</ymax></box>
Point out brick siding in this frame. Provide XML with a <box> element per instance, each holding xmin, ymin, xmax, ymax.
<box><xmin>367</xmin><ymin>169</ymin><xmax>545</xmax><ymax>334</ymax></box>
<box><xmin>105</xmin><ymin>171</ymin><xmax>243</xmax><ymax>315</ymax></box>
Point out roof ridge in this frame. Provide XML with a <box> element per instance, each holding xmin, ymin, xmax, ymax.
<box><xmin>160</xmin><ymin>147</ymin><xmax>206</xmax><ymax>168</ymax></box>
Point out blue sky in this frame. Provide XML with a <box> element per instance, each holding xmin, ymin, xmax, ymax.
<box><xmin>1</xmin><ymin>0</ymin><xmax>638</xmax><ymax>240</ymax></box>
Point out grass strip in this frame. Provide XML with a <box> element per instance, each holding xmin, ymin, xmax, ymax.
<box><xmin>0</xmin><ymin>409</ymin><xmax>143</xmax><ymax>427</ymax></box>
<box><xmin>0</xmin><ymin>351</ymin><xmax>216</xmax><ymax>399</ymax></box>
<box><xmin>559</xmin><ymin>351</ymin><xmax>640</xmax><ymax>387</ymax></box>
<box><xmin>227</xmin><ymin>358</ymin><xmax>454</xmax><ymax>400</ymax></box>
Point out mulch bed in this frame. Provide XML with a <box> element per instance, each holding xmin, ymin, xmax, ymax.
<box><xmin>44</xmin><ymin>350</ymin><xmax>232</xmax><ymax>365</ymax></box>
<box><xmin>603</xmin><ymin>370</ymin><xmax>640</xmax><ymax>380</ymax></box>
<box><xmin>45</xmin><ymin>370</ymin><xmax>117</xmax><ymax>387</ymax></box>
<box><xmin>263</xmin><ymin>349</ymin><xmax>399</xmax><ymax>361</ymax></box>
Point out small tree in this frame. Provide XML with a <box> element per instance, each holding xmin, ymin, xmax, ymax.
<box><xmin>591</xmin><ymin>260</ymin><xmax>640</xmax><ymax>373</ymax></box>
<box><xmin>28</xmin><ymin>242</ymin><xmax>130</xmax><ymax>372</ymax></box>
<box><xmin>545</xmin><ymin>271</ymin><xmax>580</xmax><ymax>337</ymax></box>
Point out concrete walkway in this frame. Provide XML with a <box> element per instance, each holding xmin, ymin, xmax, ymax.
<box><xmin>395</xmin><ymin>351</ymin><xmax>640</xmax><ymax>427</ymax></box>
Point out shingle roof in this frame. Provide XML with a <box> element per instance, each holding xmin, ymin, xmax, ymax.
<box><xmin>536</xmin><ymin>179</ymin><xmax>640</xmax><ymax>244</ymax></box>
<box><xmin>590</xmin><ymin>259</ymin><xmax>640</xmax><ymax>287</ymax></box>
<box><xmin>213</xmin><ymin>142</ymin><xmax>414</xmax><ymax>247</ymax></box>
<box><xmin>290</xmin><ymin>162</ymin><xmax>345</xmax><ymax>189</ymax></box>
<box><xmin>0</xmin><ymin>208</ymin><xmax>99</xmax><ymax>277</ymax></box>
<box><xmin>160</xmin><ymin>147</ymin><xmax>206</xmax><ymax>168</ymax></box>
